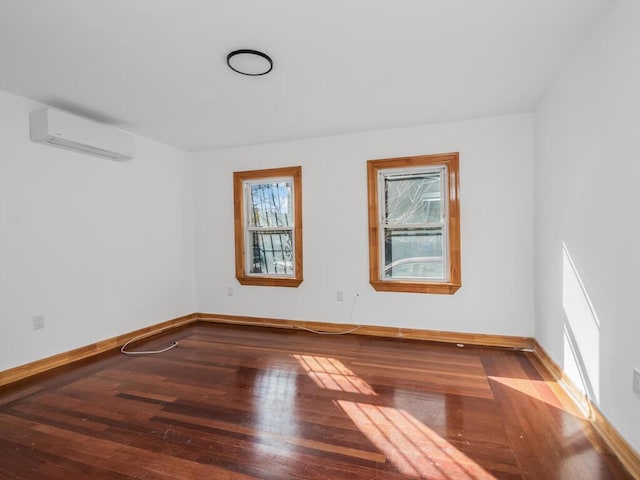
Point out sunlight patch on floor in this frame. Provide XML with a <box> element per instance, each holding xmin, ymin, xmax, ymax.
<box><xmin>293</xmin><ymin>354</ymin><xmax>377</xmax><ymax>395</ymax></box>
<box><xmin>487</xmin><ymin>376</ymin><xmax>563</xmax><ymax>410</ymax></box>
<box><xmin>337</xmin><ymin>400</ymin><xmax>495</xmax><ymax>479</ymax></box>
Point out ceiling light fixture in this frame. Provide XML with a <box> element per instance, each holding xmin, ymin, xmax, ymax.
<box><xmin>227</xmin><ymin>49</ymin><xmax>273</xmax><ymax>76</ymax></box>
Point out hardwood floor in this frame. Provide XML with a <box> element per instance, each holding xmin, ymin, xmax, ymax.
<box><xmin>0</xmin><ymin>323</ymin><xmax>633</xmax><ymax>479</ymax></box>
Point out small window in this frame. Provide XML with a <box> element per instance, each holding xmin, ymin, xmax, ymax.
<box><xmin>367</xmin><ymin>153</ymin><xmax>461</xmax><ymax>294</ymax></box>
<box><xmin>233</xmin><ymin>166</ymin><xmax>303</xmax><ymax>287</ymax></box>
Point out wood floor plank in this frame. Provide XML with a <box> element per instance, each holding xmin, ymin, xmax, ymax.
<box><xmin>0</xmin><ymin>413</ymin><xmax>258</xmax><ymax>480</ymax></box>
<box><xmin>0</xmin><ymin>323</ymin><xmax>634</xmax><ymax>479</ymax></box>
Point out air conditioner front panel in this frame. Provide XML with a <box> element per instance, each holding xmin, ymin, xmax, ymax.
<box><xmin>30</xmin><ymin>108</ymin><xmax>135</xmax><ymax>160</ymax></box>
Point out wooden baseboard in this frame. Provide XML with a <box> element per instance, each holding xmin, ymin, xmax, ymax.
<box><xmin>196</xmin><ymin>312</ymin><xmax>534</xmax><ymax>350</ymax></box>
<box><xmin>0</xmin><ymin>313</ymin><xmax>198</xmax><ymax>388</ymax></box>
<box><xmin>532</xmin><ymin>340</ymin><xmax>640</xmax><ymax>479</ymax></box>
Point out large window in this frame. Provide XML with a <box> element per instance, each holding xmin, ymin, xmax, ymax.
<box><xmin>367</xmin><ymin>153</ymin><xmax>460</xmax><ymax>294</ymax></box>
<box><xmin>234</xmin><ymin>166</ymin><xmax>303</xmax><ymax>287</ymax></box>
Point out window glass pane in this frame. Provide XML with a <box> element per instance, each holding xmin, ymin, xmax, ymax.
<box><xmin>383</xmin><ymin>227</ymin><xmax>444</xmax><ymax>280</ymax></box>
<box><xmin>248</xmin><ymin>181</ymin><xmax>293</xmax><ymax>228</ymax></box>
<box><xmin>248</xmin><ymin>230</ymin><xmax>294</xmax><ymax>275</ymax></box>
<box><xmin>384</xmin><ymin>172</ymin><xmax>441</xmax><ymax>225</ymax></box>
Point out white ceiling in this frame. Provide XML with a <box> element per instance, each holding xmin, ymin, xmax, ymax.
<box><xmin>0</xmin><ymin>0</ymin><xmax>613</xmax><ymax>151</ymax></box>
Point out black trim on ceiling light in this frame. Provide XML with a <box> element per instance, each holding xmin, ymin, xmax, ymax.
<box><xmin>227</xmin><ymin>49</ymin><xmax>273</xmax><ymax>76</ymax></box>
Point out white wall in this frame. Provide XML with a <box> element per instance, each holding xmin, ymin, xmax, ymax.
<box><xmin>535</xmin><ymin>0</ymin><xmax>640</xmax><ymax>452</ymax></box>
<box><xmin>0</xmin><ymin>90</ymin><xmax>195</xmax><ymax>371</ymax></box>
<box><xmin>193</xmin><ymin>114</ymin><xmax>535</xmax><ymax>337</ymax></box>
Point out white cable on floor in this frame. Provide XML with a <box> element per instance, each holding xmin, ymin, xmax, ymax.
<box><xmin>294</xmin><ymin>324</ymin><xmax>362</xmax><ymax>335</ymax></box>
<box><xmin>120</xmin><ymin>333</ymin><xmax>179</xmax><ymax>356</ymax></box>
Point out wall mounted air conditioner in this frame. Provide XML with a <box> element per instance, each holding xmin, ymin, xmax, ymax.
<box><xmin>30</xmin><ymin>108</ymin><xmax>135</xmax><ymax>161</ymax></box>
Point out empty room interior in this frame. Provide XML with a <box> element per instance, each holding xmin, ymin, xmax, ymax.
<box><xmin>1</xmin><ymin>1</ymin><xmax>639</xmax><ymax>479</ymax></box>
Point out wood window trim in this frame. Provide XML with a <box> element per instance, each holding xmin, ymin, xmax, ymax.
<box><xmin>367</xmin><ymin>153</ymin><xmax>461</xmax><ymax>294</ymax></box>
<box><xmin>233</xmin><ymin>166</ymin><xmax>303</xmax><ymax>287</ymax></box>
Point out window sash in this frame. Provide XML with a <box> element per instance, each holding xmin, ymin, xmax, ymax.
<box><xmin>246</xmin><ymin>230</ymin><xmax>295</xmax><ymax>276</ymax></box>
<box><xmin>382</xmin><ymin>226</ymin><xmax>446</xmax><ymax>281</ymax></box>
<box><xmin>378</xmin><ymin>165</ymin><xmax>449</xmax><ymax>282</ymax></box>
<box><xmin>244</xmin><ymin>177</ymin><xmax>296</xmax><ymax>278</ymax></box>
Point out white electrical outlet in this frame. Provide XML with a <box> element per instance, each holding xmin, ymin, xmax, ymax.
<box><xmin>633</xmin><ymin>368</ymin><xmax>640</xmax><ymax>398</ymax></box>
<box><xmin>227</xmin><ymin>286</ymin><xmax>234</xmax><ymax>297</ymax></box>
<box><xmin>336</xmin><ymin>291</ymin><xmax>344</xmax><ymax>302</ymax></box>
<box><xmin>33</xmin><ymin>315</ymin><xmax>45</xmax><ymax>330</ymax></box>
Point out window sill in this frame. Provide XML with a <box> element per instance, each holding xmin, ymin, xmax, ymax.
<box><xmin>369</xmin><ymin>280</ymin><xmax>461</xmax><ymax>294</ymax></box>
<box><xmin>237</xmin><ymin>276</ymin><xmax>303</xmax><ymax>288</ymax></box>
